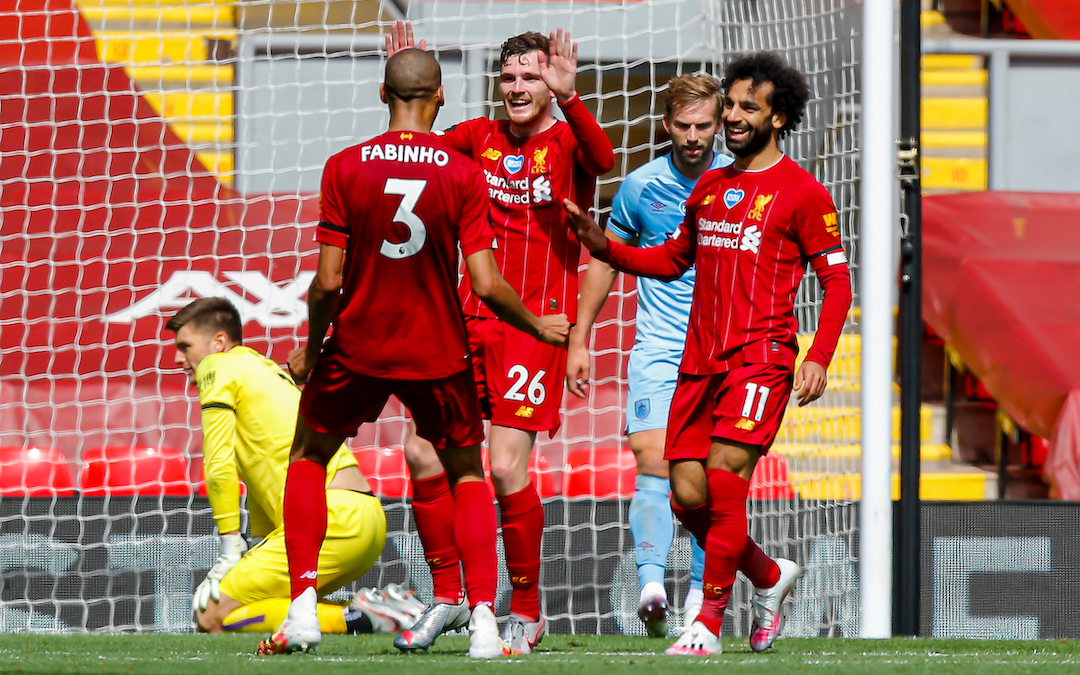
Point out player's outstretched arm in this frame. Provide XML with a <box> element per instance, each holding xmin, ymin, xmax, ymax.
<box><xmin>288</xmin><ymin>243</ymin><xmax>344</xmax><ymax>383</ymax></box>
<box><xmin>566</xmin><ymin>227</ymin><xmax>629</xmax><ymax>398</ymax></box>
<box><xmin>465</xmin><ymin>249</ymin><xmax>569</xmax><ymax>346</ymax></box>
<box><xmin>386</xmin><ymin>19</ymin><xmax>426</xmax><ymax>58</ymax></box>
<box><xmin>564</xmin><ymin>199</ymin><xmax>691</xmax><ymax>281</ymax></box>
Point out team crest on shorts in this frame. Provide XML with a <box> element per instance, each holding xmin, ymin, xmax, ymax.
<box><xmin>634</xmin><ymin>399</ymin><xmax>651</xmax><ymax>419</ymax></box>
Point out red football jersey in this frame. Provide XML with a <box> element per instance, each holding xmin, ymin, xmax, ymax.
<box><xmin>316</xmin><ymin>130</ymin><xmax>493</xmax><ymax>380</ymax></box>
<box><xmin>438</xmin><ymin>94</ymin><xmax>614</xmax><ymax>324</ymax></box>
<box><xmin>603</xmin><ymin>155</ymin><xmax>850</xmax><ymax>375</ymax></box>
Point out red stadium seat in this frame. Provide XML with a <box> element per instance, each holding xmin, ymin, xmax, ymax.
<box><xmin>79</xmin><ymin>446</ymin><xmax>191</xmax><ymax>496</ymax></box>
<box><xmin>0</xmin><ymin>446</ymin><xmax>75</xmax><ymax>497</ymax></box>
<box><xmin>481</xmin><ymin>449</ymin><xmax>561</xmax><ymax>498</ymax></box>
<box><xmin>749</xmin><ymin>454</ymin><xmax>795</xmax><ymax>500</ymax></box>
<box><xmin>354</xmin><ymin>446</ymin><xmax>411</xmax><ymax>498</ymax></box>
<box><xmin>562</xmin><ymin>446</ymin><xmax>636</xmax><ymax>498</ymax></box>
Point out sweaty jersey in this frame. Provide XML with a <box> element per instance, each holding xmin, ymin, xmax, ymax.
<box><xmin>195</xmin><ymin>346</ymin><xmax>357</xmax><ymax>537</ymax></box>
<box><xmin>438</xmin><ymin>94</ymin><xmax>615</xmax><ymax>324</ymax></box>
<box><xmin>608</xmin><ymin>151</ymin><xmax>733</xmax><ymax>351</ymax></box>
<box><xmin>601</xmin><ymin>155</ymin><xmax>851</xmax><ymax>375</ymax></box>
<box><xmin>316</xmin><ymin>130</ymin><xmax>494</xmax><ymax>380</ymax></box>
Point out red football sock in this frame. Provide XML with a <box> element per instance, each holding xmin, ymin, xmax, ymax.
<box><xmin>498</xmin><ymin>483</ymin><xmax>544</xmax><ymax>621</ymax></box>
<box><xmin>697</xmin><ymin>469</ymin><xmax>750</xmax><ymax>637</ymax></box>
<box><xmin>284</xmin><ymin>459</ymin><xmax>327</xmax><ymax>600</ymax></box>
<box><xmin>740</xmin><ymin>537</ymin><xmax>780</xmax><ymax>589</ymax></box>
<box><xmin>671</xmin><ymin>500</ymin><xmax>710</xmax><ymax>544</ymax></box>
<box><xmin>452</xmin><ymin>480</ymin><xmax>498</xmax><ymax>608</ymax></box>
<box><xmin>410</xmin><ymin>473</ymin><xmax>463</xmax><ymax>604</ymax></box>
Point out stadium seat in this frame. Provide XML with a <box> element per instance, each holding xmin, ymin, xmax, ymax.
<box><xmin>749</xmin><ymin>454</ymin><xmax>795</xmax><ymax>500</ymax></box>
<box><xmin>481</xmin><ymin>449</ymin><xmax>560</xmax><ymax>498</ymax></box>
<box><xmin>562</xmin><ymin>446</ymin><xmax>636</xmax><ymax>499</ymax></box>
<box><xmin>0</xmin><ymin>446</ymin><xmax>76</xmax><ymax>497</ymax></box>
<box><xmin>79</xmin><ymin>446</ymin><xmax>191</xmax><ymax>496</ymax></box>
<box><xmin>354</xmin><ymin>446</ymin><xmax>411</xmax><ymax>499</ymax></box>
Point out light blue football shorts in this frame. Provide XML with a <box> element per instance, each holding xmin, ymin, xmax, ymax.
<box><xmin>625</xmin><ymin>345</ymin><xmax>682</xmax><ymax>435</ymax></box>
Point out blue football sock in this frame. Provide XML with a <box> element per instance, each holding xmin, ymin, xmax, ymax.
<box><xmin>690</xmin><ymin>533</ymin><xmax>705</xmax><ymax>591</ymax></box>
<box><xmin>629</xmin><ymin>474</ymin><xmax>674</xmax><ymax>591</ymax></box>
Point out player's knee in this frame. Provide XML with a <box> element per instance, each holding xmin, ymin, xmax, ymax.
<box><xmin>488</xmin><ymin>455</ymin><xmax>528</xmax><ymax>494</ymax></box>
<box><xmin>669</xmin><ymin>462</ymin><xmax>707</xmax><ymax>508</ymax></box>
<box><xmin>403</xmin><ymin>434</ymin><xmax>441</xmax><ymax>473</ymax></box>
<box><xmin>195</xmin><ymin>606</ymin><xmax>224</xmax><ymax>634</ymax></box>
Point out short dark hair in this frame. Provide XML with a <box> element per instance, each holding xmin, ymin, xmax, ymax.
<box><xmin>166</xmin><ymin>297</ymin><xmax>243</xmax><ymax>344</ymax></box>
<box><xmin>500</xmin><ymin>32</ymin><xmax>549</xmax><ymax>66</ymax></box>
<box><xmin>721</xmin><ymin>52</ymin><xmax>810</xmax><ymax>139</ymax></box>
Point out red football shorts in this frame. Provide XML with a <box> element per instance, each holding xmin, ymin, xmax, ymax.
<box><xmin>466</xmin><ymin>316</ymin><xmax>566</xmax><ymax>437</ymax></box>
<box><xmin>300</xmin><ymin>351</ymin><xmax>485</xmax><ymax>449</ymax></box>
<box><xmin>664</xmin><ymin>363</ymin><xmax>794</xmax><ymax>460</ymax></box>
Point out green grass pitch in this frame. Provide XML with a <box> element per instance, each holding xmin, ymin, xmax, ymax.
<box><xmin>0</xmin><ymin>633</ymin><xmax>1077</xmax><ymax>675</ymax></box>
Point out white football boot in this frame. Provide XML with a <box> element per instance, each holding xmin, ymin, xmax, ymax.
<box><xmin>749</xmin><ymin>557</ymin><xmax>802</xmax><ymax>652</ymax></box>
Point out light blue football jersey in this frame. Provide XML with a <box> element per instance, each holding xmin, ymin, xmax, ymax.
<box><xmin>608</xmin><ymin>151</ymin><xmax>733</xmax><ymax>351</ymax></box>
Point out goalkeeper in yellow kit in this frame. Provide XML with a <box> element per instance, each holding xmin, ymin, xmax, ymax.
<box><xmin>167</xmin><ymin>297</ymin><xmax>423</xmax><ymax>635</ymax></box>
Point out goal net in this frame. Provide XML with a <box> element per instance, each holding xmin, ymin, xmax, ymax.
<box><xmin>0</xmin><ymin>0</ymin><xmax>861</xmax><ymax>635</ymax></box>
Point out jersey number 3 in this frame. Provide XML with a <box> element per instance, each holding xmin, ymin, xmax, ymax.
<box><xmin>381</xmin><ymin>178</ymin><xmax>427</xmax><ymax>259</ymax></box>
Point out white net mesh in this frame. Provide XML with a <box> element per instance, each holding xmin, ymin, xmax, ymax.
<box><xmin>0</xmin><ymin>0</ymin><xmax>861</xmax><ymax>635</ymax></box>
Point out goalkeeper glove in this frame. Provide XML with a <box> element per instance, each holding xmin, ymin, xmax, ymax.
<box><xmin>193</xmin><ymin>533</ymin><xmax>247</xmax><ymax>612</ymax></box>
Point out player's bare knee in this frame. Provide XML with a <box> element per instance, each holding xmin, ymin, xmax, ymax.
<box><xmin>403</xmin><ymin>432</ymin><xmax>442</xmax><ymax>475</ymax></box>
<box><xmin>195</xmin><ymin>606</ymin><xmax>224</xmax><ymax>634</ymax></box>
<box><xmin>487</xmin><ymin>455</ymin><xmax>528</xmax><ymax>495</ymax></box>
<box><xmin>669</xmin><ymin>460</ymin><xmax>707</xmax><ymax>507</ymax></box>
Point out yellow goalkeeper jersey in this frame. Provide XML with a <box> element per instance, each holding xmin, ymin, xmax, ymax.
<box><xmin>194</xmin><ymin>345</ymin><xmax>358</xmax><ymax>537</ymax></box>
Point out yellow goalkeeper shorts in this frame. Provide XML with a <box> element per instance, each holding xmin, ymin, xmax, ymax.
<box><xmin>219</xmin><ymin>489</ymin><xmax>386</xmax><ymax>605</ymax></box>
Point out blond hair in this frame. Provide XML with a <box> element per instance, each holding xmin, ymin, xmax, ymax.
<box><xmin>663</xmin><ymin>74</ymin><xmax>723</xmax><ymax>121</ymax></box>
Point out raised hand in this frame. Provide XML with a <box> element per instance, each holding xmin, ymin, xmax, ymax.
<box><xmin>386</xmin><ymin>19</ymin><xmax>427</xmax><ymax>58</ymax></box>
<box><xmin>537</xmin><ymin>28</ymin><xmax>578</xmax><ymax>104</ymax></box>
<box><xmin>562</xmin><ymin>199</ymin><xmax>608</xmax><ymax>254</ymax></box>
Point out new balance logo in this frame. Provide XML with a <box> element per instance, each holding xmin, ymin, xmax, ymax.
<box><xmin>740</xmin><ymin>225</ymin><xmax>762</xmax><ymax>253</ymax></box>
<box><xmin>299</xmin><ymin>570</ymin><xmax>318</xmax><ymax>580</ymax></box>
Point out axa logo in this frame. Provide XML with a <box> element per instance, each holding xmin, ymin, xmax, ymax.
<box><xmin>103</xmin><ymin>270</ymin><xmax>315</xmax><ymax>327</ymax></box>
<box><xmin>740</xmin><ymin>225</ymin><xmax>762</xmax><ymax>254</ymax></box>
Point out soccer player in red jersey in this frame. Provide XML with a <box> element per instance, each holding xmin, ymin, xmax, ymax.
<box><xmin>386</xmin><ymin>22</ymin><xmax>616</xmax><ymax>655</ymax></box>
<box><xmin>256</xmin><ymin>48</ymin><xmax>569</xmax><ymax>660</ymax></box>
<box><xmin>567</xmin><ymin>52</ymin><xmax>853</xmax><ymax>655</ymax></box>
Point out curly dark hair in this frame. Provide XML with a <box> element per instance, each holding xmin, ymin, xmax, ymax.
<box><xmin>721</xmin><ymin>52</ymin><xmax>810</xmax><ymax>139</ymax></box>
<box><xmin>500</xmin><ymin>32</ymin><xmax>549</xmax><ymax>65</ymax></box>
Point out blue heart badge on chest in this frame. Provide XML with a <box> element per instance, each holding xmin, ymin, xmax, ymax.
<box><xmin>503</xmin><ymin>155</ymin><xmax>525</xmax><ymax>174</ymax></box>
<box><xmin>723</xmin><ymin>188</ymin><xmax>745</xmax><ymax>209</ymax></box>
